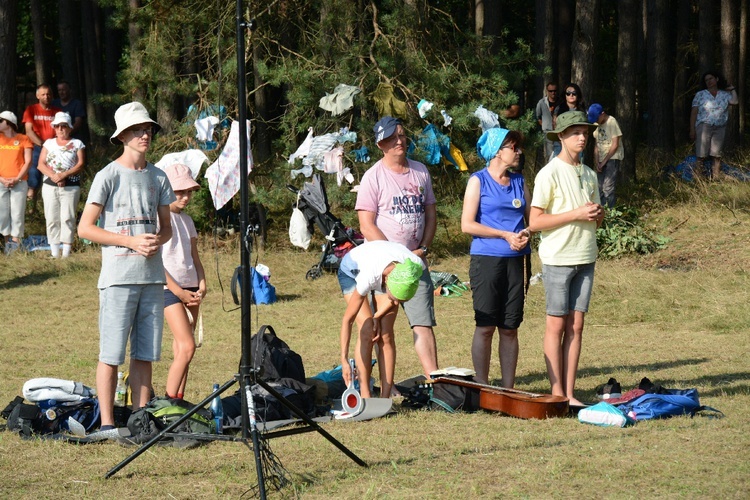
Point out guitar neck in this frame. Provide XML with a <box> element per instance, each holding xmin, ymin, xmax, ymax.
<box><xmin>431</xmin><ymin>377</ymin><xmax>542</xmax><ymax>398</ymax></box>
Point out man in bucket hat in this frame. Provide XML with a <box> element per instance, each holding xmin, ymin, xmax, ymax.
<box><xmin>78</xmin><ymin>101</ymin><xmax>174</xmax><ymax>431</ymax></box>
<box><xmin>355</xmin><ymin>117</ymin><xmax>440</xmax><ymax>390</ymax></box>
<box><xmin>528</xmin><ymin>110</ymin><xmax>604</xmax><ymax>407</ymax></box>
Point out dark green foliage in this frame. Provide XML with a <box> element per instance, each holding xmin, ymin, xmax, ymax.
<box><xmin>596</xmin><ymin>205</ymin><xmax>671</xmax><ymax>259</ymax></box>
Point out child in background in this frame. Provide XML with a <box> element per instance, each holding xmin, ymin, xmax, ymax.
<box><xmin>161</xmin><ymin>163</ymin><xmax>206</xmax><ymax>400</ymax></box>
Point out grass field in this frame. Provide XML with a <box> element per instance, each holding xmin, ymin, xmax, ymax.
<box><xmin>1</xmin><ymin>178</ymin><xmax>749</xmax><ymax>498</ymax></box>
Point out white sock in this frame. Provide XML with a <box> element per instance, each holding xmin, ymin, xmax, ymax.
<box><xmin>50</xmin><ymin>243</ymin><xmax>60</xmax><ymax>258</ymax></box>
<box><xmin>62</xmin><ymin>243</ymin><xmax>72</xmax><ymax>258</ymax></box>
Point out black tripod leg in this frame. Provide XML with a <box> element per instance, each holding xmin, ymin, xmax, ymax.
<box><xmin>255</xmin><ymin>378</ymin><xmax>367</xmax><ymax>467</ymax></box>
<box><xmin>105</xmin><ymin>378</ymin><xmax>237</xmax><ymax>479</ymax></box>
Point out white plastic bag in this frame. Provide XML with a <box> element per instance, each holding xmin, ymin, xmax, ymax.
<box><xmin>289</xmin><ymin>193</ymin><xmax>311</xmax><ymax>249</ymax></box>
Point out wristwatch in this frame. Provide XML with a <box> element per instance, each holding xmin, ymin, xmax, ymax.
<box><xmin>419</xmin><ymin>245</ymin><xmax>429</xmax><ymax>255</ymax></box>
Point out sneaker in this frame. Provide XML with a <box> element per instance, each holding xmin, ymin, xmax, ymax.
<box><xmin>595</xmin><ymin>377</ymin><xmax>622</xmax><ymax>400</ymax></box>
<box><xmin>4</xmin><ymin>240</ymin><xmax>20</xmax><ymax>255</ymax></box>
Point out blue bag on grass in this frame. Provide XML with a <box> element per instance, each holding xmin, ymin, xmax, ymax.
<box><xmin>619</xmin><ymin>388</ymin><xmax>722</xmax><ymax>421</ymax></box>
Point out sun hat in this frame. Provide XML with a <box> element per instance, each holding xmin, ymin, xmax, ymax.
<box><xmin>373</xmin><ymin>116</ymin><xmax>402</xmax><ymax>143</ymax></box>
<box><xmin>587</xmin><ymin>103</ymin><xmax>604</xmax><ymax>124</ymax></box>
<box><xmin>0</xmin><ymin>111</ymin><xmax>18</xmax><ymax>131</ymax></box>
<box><xmin>51</xmin><ymin>111</ymin><xmax>73</xmax><ymax>128</ymax></box>
<box><xmin>546</xmin><ymin>110</ymin><xmax>598</xmax><ymax>141</ymax></box>
<box><xmin>163</xmin><ymin>163</ymin><xmax>200</xmax><ymax>191</ymax></box>
<box><xmin>386</xmin><ymin>259</ymin><xmax>423</xmax><ymax>301</ymax></box>
<box><xmin>476</xmin><ymin>127</ymin><xmax>510</xmax><ymax>164</ymax></box>
<box><xmin>110</xmin><ymin>101</ymin><xmax>161</xmax><ymax>145</ymax></box>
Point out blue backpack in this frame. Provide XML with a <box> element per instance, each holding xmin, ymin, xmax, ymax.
<box><xmin>619</xmin><ymin>388</ymin><xmax>722</xmax><ymax>421</ymax></box>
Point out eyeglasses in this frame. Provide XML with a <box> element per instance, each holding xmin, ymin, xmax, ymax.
<box><xmin>130</xmin><ymin>127</ymin><xmax>155</xmax><ymax>138</ymax></box>
<box><xmin>500</xmin><ymin>145</ymin><xmax>523</xmax><ymax>154</ymax></box>
<box><xmin>547</xmin><ymin>89</ymin><xmax>558</xmax><ymax>93</ymax></box>
<box><xmin>566</xmin><ymin>91</ymin><xmax>577</xmax><ymax>96</ymax></box>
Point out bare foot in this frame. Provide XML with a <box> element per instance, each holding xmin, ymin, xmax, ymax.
<box><xmin>568</xmin><ymin>396</ymin><xmax>585</xmax><ymax>407</ymax></box>
<box><xmin>390</xmin><ymin>387</ymin><xmax>401</xmax><ymax>397</ymax></box>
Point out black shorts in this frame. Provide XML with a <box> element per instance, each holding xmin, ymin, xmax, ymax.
<box><xmin>469</xmin><ymin>254</ymin><xmax>525</xmax><ymax>329</ymax></box>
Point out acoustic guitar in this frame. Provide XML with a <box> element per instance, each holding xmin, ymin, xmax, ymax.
<box><xmin>432</xmin><ymin>376</ymin><xmax>569</xmax><ymax>420</ymax></box>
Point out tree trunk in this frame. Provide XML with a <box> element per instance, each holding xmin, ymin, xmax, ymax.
<box><xmin>571</xmin><ymin>0</ymin><xmax>600</xmax><ymax>104</ymax></box>
<box><xmin>740</xmin><ymin>0</ymin><xmax>747</xmax><ymax>141</ymax></box>
<box><xmin>698</xmin><ymin>0</ymin><xmax>716</xmax><ymax>71</ymax></box>
<box><xmin>0</xmin><ymin>0</ymin><xmax>18</xmax><ymax>111</ymax></box>
<box><xmin>616</xmin><ymin>0</ymin><xmax>639</xmax><ymax>184</ymax></box>
<box><xmin>58</xmin><ymin>0</ymin><xmax>80</xmax><ymax>92</ymax></box>
<box><xmin>252</xmin><ymin>42</ymin><xmax>271</xmax><ymax>164</ymax></box>
<box><xmin>646</xmin><ymin>0</ymin><xmax>674</xmax><ymax>152</ymax></box>
<box><xmin>104</xmin><ymin>5</ymin><xmax>120</xmax><ymax>95</ymax></box>
<box><xmin>30</xmin><ymin>0</ymin><xmax>52</xmax><ymax>86</ymax></box>
<box><xmin>128</xmin><ymin>0</ymin><xmax>144</xmax><ymax>101</ymax></box>
<box><xmin>535</xmin><ymin>0</ymin><xmax>555</xmax><ymax>98</ymax></box>
<box><xmin>556</xmin><ymin>0</ymin><xmax>574</xmax><ymax>86</ymax></box>
<box><xmin>474</xmin><ymin>0</ymin><xmax>484</xmax><ymax>37</ymax></box>
<box><xmin>673</xmin><ymin>1</ymin><xmax>691</xmax><ymax>146</ymax></box>
<box><xmin>720</xmin><ymin>0</ymin><xmax>740</xmax><ymax>152</ymax></box>
<box><xmin>81</xmin><ymin>0</ymin><xmax>104</xmax><ymax>135</ymax></box>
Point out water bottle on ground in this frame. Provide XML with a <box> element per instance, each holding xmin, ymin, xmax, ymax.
<box><xmin>114</xmin><ymin>372</ymin><xmax>126</xmax><ymax>407</ymax></box>
<box><xmin>210</xmin><ymin>383</ymin><xmax>224</xmax><ymax>434</ymax></box>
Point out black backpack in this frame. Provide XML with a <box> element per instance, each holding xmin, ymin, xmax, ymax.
<box><xmin>2</xmin><ymin>396</ymin><xmax>101</xmax><ymax>437</ymax></box>
<box><xmin>249</xmin><ymin>325</ymin><xmax>306</xmax><ymax>383</ymax></box>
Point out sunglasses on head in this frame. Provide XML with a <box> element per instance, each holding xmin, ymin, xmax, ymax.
<box><xmin>566</xmin><ymin>91</ymin><xmax>577</xmax><ymax>96</ymax></box>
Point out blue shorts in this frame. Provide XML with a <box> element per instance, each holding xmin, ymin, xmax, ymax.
<box><xmin>337</xmin><ymin>269</ymin><xmax>357</xmax><ymax>295</ymax></box>
<box><xmin>99</xmin><ymin>284</ymin><xmax>164</xmax><ymax>365</ymax></box>
<box><xmin>542</xmin><ymin>263</ymin><xmax>595</xmax><ymax>316</ymax></box>
<box><xmin>27</xmin><ymin>145</ymin><xmax>43</xmax><ymax>189</ymax></box>
<box><xmin>164</xmin><ymin>286</ymin><xmax>198</xmax><ymax>307</ymax></box>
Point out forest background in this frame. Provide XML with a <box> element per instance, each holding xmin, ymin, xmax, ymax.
<box><xmin>0</xmin><ymin>0</ymin><xmax>748</xmax><ymax>232</ymax></box>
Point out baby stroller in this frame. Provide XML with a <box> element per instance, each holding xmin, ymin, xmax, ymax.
<box><xmin>287</xmin><ymin>174</ymin><xmax>362</xmax><ymax>280</ymax></box>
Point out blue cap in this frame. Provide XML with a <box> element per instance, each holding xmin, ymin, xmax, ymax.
<box><xmin>476</xmin><ymin>127</ymin><xmax>509</xmax><ymax>165</ymax></box>
<box><xmin>587</xmin><ymin>103</ymin><xmax>604</xmax><ymax>124</ymax></box>
<box><xmin>373</xmin><ymin>116</ymin><xmax>401</xmax><ymax>143</ymax></box>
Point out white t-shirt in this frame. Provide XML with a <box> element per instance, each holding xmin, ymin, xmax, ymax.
<box><xmin>593</xmin><ymin>115</ymin><xmax>624</xmax><ymax>161</ymax></box>
<box><xmin>338</xmin><ymin>240</ymin><xmax>424</xmax><ymax>297</ymax></box>
<box><xmin>162</xmin><ymin>211</ymin><xmax>199</xmax><ymax>288</ymax></box>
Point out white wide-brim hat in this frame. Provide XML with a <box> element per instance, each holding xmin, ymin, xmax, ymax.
<box><xmin>110</xmin><ymin>101</ymin><xmax>161</xmax><ymax>145</ymax></box>
<box><xmin>51</xmin><ymin>111</ymin><xmax>73</xmax><ymax>128</ymax></box>
<box><xmin>0</xmin><ymin>111</ymin><xmax>18</xmax><ymax>131</ymax></box>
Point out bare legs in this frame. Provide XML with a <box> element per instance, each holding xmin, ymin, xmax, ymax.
<box><xmin>165</xmin><ymin>303</ymin><xmax>198</xmax><ymax>398</ymax></box>
<box><xmin>97</xmin><ymin>358</ymin><xmax>153</xmax><ymax>427</ymax></box>
<box><xmin>413</xmin><ymin>325</ymin><xmax>438</xmax><ymax>377</ymax></box>
<box><xmin>543</xmin><ymin>311</ymin><xmax>585</xmax><ymax>406</ymax></box>
<box><xmin>471</xmin><ymin>326</ymin><xmax>518</xmax><ymax>387</ymax></box>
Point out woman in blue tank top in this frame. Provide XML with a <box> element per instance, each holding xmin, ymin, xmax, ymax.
<box><xmin>460</xmin><ymin>127</ymin><xmax>531</xmax><ymax>387</ymax></box>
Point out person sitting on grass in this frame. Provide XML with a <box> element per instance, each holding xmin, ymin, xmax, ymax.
<box><xmin>161</xmin><ymin>163</ymin><xmax>206</xmax><ymax>401</ymax></box>
<box><xmin>338</xmin><ymin>240</ymin><xmax>424</xmax><ymax>399</ymax></box>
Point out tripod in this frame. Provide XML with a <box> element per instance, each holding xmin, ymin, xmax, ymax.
<box><xmin>106</xmin><ymin>1</ymin><xmax>366</xmax><ymax>495</ymax></box>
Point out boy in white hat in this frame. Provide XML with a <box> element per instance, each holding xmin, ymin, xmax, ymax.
<box><xmin>78</xmin><ymin>102</ymin><xmax>175</xmax><ymax>430</ymax></box>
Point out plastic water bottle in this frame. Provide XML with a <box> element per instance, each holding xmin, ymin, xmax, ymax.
<box><xmin>114</xmin><ymin>372</ymin><xmax>126</xmax><ymax>407</ymax></box>
<box><xmin>210</xmin><ymin>383</ymin><xmax>224</xmax><ymax>434</ymax></box>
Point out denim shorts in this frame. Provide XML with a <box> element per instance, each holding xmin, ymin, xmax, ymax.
<box><xmin>542</xmin><ymin>263</ymin><xmax>595</xmax><ymax>316</ymax></box>
<box><xmin>337</xmin><ymin>269</ymin><xmax>358</xmax><ymax>295</ymax></box>
<box><xmin>99</xmin><ymin>284</ymin><xmax>164</xmax><ymax>365</ymax></box>
<box><xmin>164</xmin><ymin>286</ymin><xmax>198</xmax><ymax>307</ymax></box>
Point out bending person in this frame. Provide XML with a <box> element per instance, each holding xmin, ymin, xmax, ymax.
<box><xmin>461</xmin><ymin>127</ymin><xmax>531</xmax><ymax>387</ymax></box>
<box><xmin>528</xmin><ymin>111</ymin><xmax>604</xmax><ymax>407</ymax></box>
<box><xmin>338</xmin><ymin>240</ymin><xmax>424</xmax><ymax>399</ymax></box>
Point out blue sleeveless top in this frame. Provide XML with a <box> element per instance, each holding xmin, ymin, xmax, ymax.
<box><xmin>469</xmin><ymin>169</ymin><xmax>530</xmax><ymax>257</ymax></box>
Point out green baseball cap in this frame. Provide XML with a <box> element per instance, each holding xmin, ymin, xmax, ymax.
<box><xmin>387</xmin><ymin>259</ymin><xmax>422</xmax><ymax>301</ymax></box>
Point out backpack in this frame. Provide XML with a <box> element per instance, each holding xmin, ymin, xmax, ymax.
<box><xmin>126</xmin><ymin>397</ymin><xmax>215</xmax><ymax>443</ymax></box>
<box><xmin>3</xmin><ymin>396</ymin><xmax>100</xmax><ymax>438</ymax></box>
<box><xmin>220</xmin><ymin>378</ymin><xmax>317</xmax><ymax>424</ymax></box>
<box><xmin>249</xmin><ymin>325</ymin><xmax>306</xmax><ymax>383</ymax></box>
<box><xmin>619</xmin><ymin>388</ymin><xmax>723</xmax><ymax>421</ymax></box>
